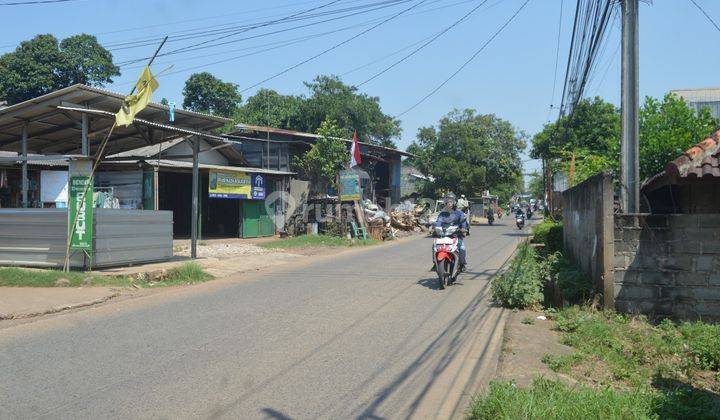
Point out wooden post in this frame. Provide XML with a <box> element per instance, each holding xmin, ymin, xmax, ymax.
<box><xmin>21</xmin><ymin>124</ymin><xmax>28</xmax><ymax>208</ymax></box>
<box><xmin>191</xmin><ymin>136</ymin><xmax>199</xmax><ymax>259</ymax></box>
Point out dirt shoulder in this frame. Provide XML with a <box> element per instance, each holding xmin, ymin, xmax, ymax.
<box><xmin>496</xmin><ymin>309</ymin><xmax>575</xmax><ymax>387</ymax></box>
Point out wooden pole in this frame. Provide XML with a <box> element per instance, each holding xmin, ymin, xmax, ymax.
<box><xmin>21</xmin><ymin>124</ymin><xmax>28</xmax><ymax>208</ymax></box>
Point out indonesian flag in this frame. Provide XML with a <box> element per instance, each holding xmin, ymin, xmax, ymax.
<box><xmin>350</xmin><ymin>131</ymin><xmax>362</xmax><ymax>167</ymax></box>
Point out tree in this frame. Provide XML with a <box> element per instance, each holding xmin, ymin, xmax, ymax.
<box><xmin>234</xmin><ymin>88</ymin><xmax>302</xmax><ymax>129</ymax></box>
<box><xmin>531</xmin><ymin>95</ymin><xmax>719</xmax><ymax>186</ymax></box>
<box><xmin>293</xmin><ymin>119</ymin><xmax>348</xmax><ymax>193</ymax></box>
<box><xmin>526</xmin><ymin>171</ymin><xmax>544</xmax><ymax>199</ymax></box>
<box><xmin>639</xmin><ymin>93</ymin><xmax>717</xmax><ymax>179</ymax></box>
<box><xmin>182</xmin><ymin>72</ymin><xmax>241</xmax><ymax>117</ymax></box>
<box><xmin>298</xmin><ymin>75</ymin><xmax>401</xmax><ymax>147</ymax></box>
<box><xmin>407</xmin><ymin>109</ymin><xmax>525</xmax><ymax>197</ymax></box>
<box><xmin>531</xmin><ymin>97</ymin><xmax>621</xmax><ymax>186</ymax></box>
<box><xmin>236</xmin><ymin>75</ymin><xmax>401</xmax><ymax>147</ymax></box>
<box><xmin>0</xmin><ymin>34</ymin><xmax>119</xmax><ymax>104</ymax></box>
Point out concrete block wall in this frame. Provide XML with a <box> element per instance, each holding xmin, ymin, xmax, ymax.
<box><xmin>562</xmin><ymin>173</ymin><xmax>614</xmax><ymax>307</ymax></box>
<box><xmin>614</xmin><ymin>214</ymin><xmax>720</xmax><ymax>320</ymax></box>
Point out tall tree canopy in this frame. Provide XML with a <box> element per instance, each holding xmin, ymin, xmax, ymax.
<box><xmin>407</xmin><ymin>109</ymin><xmax>525</xmax><ymax>197</ymax></box>
<box><xmin>531</xmin><ymin>95</ymin><xmax>718</xmax><ymax>185</ymax></box>
<box><xmin>182</xmin><ymin>72</ymin><xmax>241</xmax><ymax>117</ymax></box>
<box><xmin>0</xmin><ymin>34</ymin><xmax>119</xmax><ymax>105</ymax></box>
<box><xmin>234</xmin><ymin>88</ymin><xmax>302</xmax><ymax>129</ymax></box>
<box><xmin>235</xmin><ymin>75</ymin><xmax>401</xmax><ymax>147</ymax></box>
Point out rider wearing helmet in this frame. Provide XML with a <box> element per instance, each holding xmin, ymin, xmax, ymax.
<box><xmin>433</xmin><ymin>194</ymin><xmax>468</xmax><ymax>271</ymax></box>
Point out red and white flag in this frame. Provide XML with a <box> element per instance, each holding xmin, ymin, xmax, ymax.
<box><xmin>350</xmin><ymin>131</ymin><xmax>362</xmax><ymax>167</ymax></box>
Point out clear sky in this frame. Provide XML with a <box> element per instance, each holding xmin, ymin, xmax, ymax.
<box><xmin>2</xmin><ymin>0</ymin><xmax>720</xmax><ymax>181</ymax></box>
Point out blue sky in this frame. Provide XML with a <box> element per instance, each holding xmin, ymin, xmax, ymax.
<box><xmin>2</xmin><ymin>0</ymin><xmax>720</xmax><ymax>180</ymax></box>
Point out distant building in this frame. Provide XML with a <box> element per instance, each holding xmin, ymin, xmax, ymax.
<box><xmin>670</xmin><ymin>87</ymin><xmax>720</xmax><ymax>119</ymax></box>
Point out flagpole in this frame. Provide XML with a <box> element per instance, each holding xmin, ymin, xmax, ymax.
<box><xmin>62</xmin><ymin>36</ymin><xmax>169</xmax><ymax>271</ymax></box>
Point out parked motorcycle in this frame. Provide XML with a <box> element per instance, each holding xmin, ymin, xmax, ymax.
<box><xmin>516</xmin><ymin>213</ymin><xmax>525</xmax><ymax>230</ymax></box>
<box><xmin>433</xmin><ymin>225</ymin><xmax>462</xmax><ymax>290</ymax></box>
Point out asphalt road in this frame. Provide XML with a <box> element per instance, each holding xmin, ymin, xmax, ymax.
<box><xmin>0</xmin><ymin>218</ymin><xmax>532</xmax><ymax>420</ymax></box>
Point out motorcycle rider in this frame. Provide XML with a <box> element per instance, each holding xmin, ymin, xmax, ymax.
<box><xmin>432</xmin><ymin>194</ymin><xmax>468</xmax><ymax>271</ymax></box>
<box><xmin>457</xmin><ymin>194</ymin><xmax>470</xmax><ymax>213</ymax></box>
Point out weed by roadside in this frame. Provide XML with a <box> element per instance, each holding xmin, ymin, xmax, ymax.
<box><xmin>490</xmin><ymin>243</ymin><xmax>544</xmax><ymax>309</ymax></box>
<box><xmin>531</xmin><ymin>220</ymin><xmax>563</xmax><ymax>253</ymax></box>
<box><xmin>144</xmin><ymin>262</ymin><xmax>213</xmax><ymax>287</ymax></box>
<box><xmin>469</xmin><ymin>376</ymin><xmax>655</xmax><ymax>419</ymax></box>
<box><xmin>0</xmin><ymin>267</ymin><xmax>133</xmax><ymax>287</ymax></box>
<box><xmin>0</xmin><ymin>262</ymin><xmax>214</xmax><ymax>288</ymax></box>
<box><xmin>258</xmin><ymin>234</ymin><xmax>379</xmax><ymax>249</ymax></box>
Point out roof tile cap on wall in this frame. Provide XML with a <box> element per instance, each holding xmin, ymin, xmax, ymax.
<box><xmin>665</xmin><ymin>130</ymin><xmax>720</xmax><ymax>180</ymax></box>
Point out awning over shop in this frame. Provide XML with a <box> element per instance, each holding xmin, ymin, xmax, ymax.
<box><xmin>0</xmin><ymin>84</ymin><xmax>231</xmax><ymax>156</ymax></box>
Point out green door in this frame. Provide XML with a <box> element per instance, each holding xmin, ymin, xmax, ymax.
<box><xmin>242</xmin><ymin>201</ymin><xmax>260</xmax><ymax>238</ymax></box>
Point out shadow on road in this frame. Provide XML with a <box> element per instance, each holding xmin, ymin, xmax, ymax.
<box><xmin>416</xmin><ymin>277</ymin><xmax>442</xmax><ymax>290</ymax></box>
<box><xmin>502</xmin><ymin>232</ymin><xmax>529</xmax><ymax>237</ymax></box>
<box><xmin>260</xmin><ymin>408</ymin><xmax>293</xmax><ymax>420</ymax></box>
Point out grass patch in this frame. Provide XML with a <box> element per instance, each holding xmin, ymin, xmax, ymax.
<box><xmin>469</xmin><ymin>377</ymin><xmax>655</xmax><ymax>419</ymax></box>
<box><xmin>146</xmin><ymin>262</ymin><xmax>214</xmax><ymax>287</ymax></box>
<box><xmin>258</xmin><ymin>234</ymin><xmax>379</xmax><ymax>249</ymax></box>
<box><xmin>0</xmin><ymin>267</ymin><xmax>133</xmax><ymax>287</ymax></box>
<box><xmin>536</xmin><ymin>306</ymin><xmax>720</xmax><ymax>417</ymax></box>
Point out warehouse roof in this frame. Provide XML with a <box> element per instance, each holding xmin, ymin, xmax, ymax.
<box><xmin>0</xmin><ymin>84</ymin><xmax>231</xmax><ymax>156</ymax></box>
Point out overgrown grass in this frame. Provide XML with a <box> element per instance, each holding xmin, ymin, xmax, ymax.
<box><xmin>531</xmin><ymin>220</ymin><xmax>564</xmax><ymax>253</ymax></box>
<box><xmin>491</xmin><ymin>242</ymin><xmax>544</xmax><ymax>309</ymax></box>
<box><xmin>469</xmin><ymin>377</ymin><xmax>655</xmax><ymax>419</ymax></box>
<box><xmin>537</xmin><ymin>306</ymin><xmax>720</xmax><ymax>417</ymax></box>
<box><xmin>0</xmin><ymin>267</ymin><xmax>133</xmax><ymax>287</ymax></box>
<box><xmin>258</xmin><ymin>234</ymin><xmax>379</xmax><ymax>249</ymax></box>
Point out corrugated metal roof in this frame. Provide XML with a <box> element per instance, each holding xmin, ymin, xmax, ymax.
<box><xmin>0</xmin><ymin>84</ymin><xmax>230</xmax><ymax>156</ymax></box>
<box><xmin>232</xmin><ymin>123</ymin><xmax>413</xmax><ymax>157</ymax></box>
<box><xmin>109</xmin><ymin>159</ymin><xmax>295</xmax><ymax>176</ymax></box>
<box><xmin>0</xmin><ymin>151</ymin><xmax>68</xmax><ymax>167</ymax></box>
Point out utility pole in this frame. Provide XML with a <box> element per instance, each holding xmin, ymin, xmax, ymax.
<box><xmin>621</xmin><ymin>0</ymin><xmax>639</xmax><ymax>213</ymax></box>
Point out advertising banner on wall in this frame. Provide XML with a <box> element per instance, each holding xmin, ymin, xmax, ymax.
<box><xmin>208</xmin><ymin>170</ymin><xmax>266</xmax><ymax>200</ymax></box>
<box><xmin>339</xmin><ymin>170</ymin><xmax>361</xmax><ymax>201</ymax></box>
<box><xmin>68</xmin><ymin>176</ymin><xmax>94</xmax><ymax>252</ymax></box>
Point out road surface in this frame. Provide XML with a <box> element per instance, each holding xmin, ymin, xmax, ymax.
<box><xmin>0</xmin><ymin>219</ymin><xmax>531</xmax><ymax>419</ymax></box>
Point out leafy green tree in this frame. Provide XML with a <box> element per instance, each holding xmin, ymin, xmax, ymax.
<box><xmin>234</xmin><ymin>88</ymin><xmax>302</xmax><ymax>128</ymax></box>
<box><xmin>298</xmin><ymin>75</ymin><xmax>401</xmax><ymax>147</ymax></box>
<box><xmin>639</xmin><ymin>93</ymin><xmax>717</xmax><ymax>179</ymax></box>
<box><xmin>0</xmin><ymin>34</ymin><xmax>119</xmax><ymax>104</ymax></box>
<box><xmin>526</xmin><ymin>171</ymin><xmax>544</xmax><ymax>199</ymax></box>
<box><xmin>234</xmin><ymin>75</ymin><xmax>400</xmax><ymax>147</ymax></box>
<box><xmin>182</xmin><ymin>72</ymin><xmax>241</xmax><ymax>117</ymax></box>
<box><xmin>293</xmin><ymin>119</ymin><xmax>348</xmax><ymax>193</ymax></box>
<box><xmin>408</xmin><ymin>109</ymin><xmax>525</xmax><ymax>196</ymax></box>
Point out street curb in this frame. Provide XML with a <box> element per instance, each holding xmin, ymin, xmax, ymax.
<box><xmin>0</xmin><ymin>291</ymin><xmax>121</xmax><ymax>321</ymax></box>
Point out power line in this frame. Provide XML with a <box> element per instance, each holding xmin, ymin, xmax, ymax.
<box><xmin>689</xmin><ymin>0</ymin><xmax>720</xmax><ymax>34</ymax></box>
<box><xmin>546</xmin><ymin>0</ymin><xmax>564</xmax><ymax>121</ymax></box>
<box><xmin>357</xmin><ymin>0</ymin><xmax>492</xmax><ymax>87</ymax></box>
<box><xmin>395</xmin><ymin>0</ymin><xmax>530</xmax><ymax>118</ymax></box>
<box><xmin>239</xmin><ymin>0</ymin><xmax>431</xmax><ymax>94</ymax></box>
<box><xmin>0</xmin><ymin>0</ymin><xmax>79</xmax><ymax>5</ymax></box>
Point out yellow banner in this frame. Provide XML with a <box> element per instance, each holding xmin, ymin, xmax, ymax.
<box><xmin>116</xmin><ymin>66</ymin><xmax>159</xmax><ymax>127</ymax></box>
<box><xmin>208</xmin><ymin>170</ymin><xmax>251</xmax><ymax>199</ymax></box>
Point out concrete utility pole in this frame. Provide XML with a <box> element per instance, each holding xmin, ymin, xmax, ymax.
<box><xmin>621</xmin><ymin>0</ymin><xmax>640</xmax><ymax>213</ymax></box>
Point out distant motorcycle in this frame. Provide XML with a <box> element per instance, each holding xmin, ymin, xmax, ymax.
<box><xmin>516</xmin><ymin>213</ymin><xmax>525</xmax><ymax>230</ymax></box>
<box><xmin>487</xmin><ymin>211</ymin><xmax>495</xmax><ymax>226</ymax></box>
<box><xmin>432</xmin><ymin>225</ymin><xmax>462</xmax><ymax>290</ymax></box>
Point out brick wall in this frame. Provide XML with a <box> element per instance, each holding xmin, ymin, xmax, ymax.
<box><xmin>614</xmin><ymin>214</ymin><xmax>720</xmax><ymax>320</ymax></box>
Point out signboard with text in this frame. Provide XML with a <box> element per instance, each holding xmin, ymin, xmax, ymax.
<box><xmin>208</xmin><ymin>170</ymin><xmax>266</xmax><ymax>200</ymax></box>
<box><xmin>339</xmin><ymin>170</ymin><xmax>361</xmax><ymax>201</ymax></box>
<box><xmin>68</xmin><ymin>176</ymin><xmax>94</xmax><ymax>252</ymax></box>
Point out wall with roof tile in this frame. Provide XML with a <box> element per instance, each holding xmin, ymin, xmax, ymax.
<box><xmin>614</xmin><ymin>214</ymin><xmax>720</xmax><ymax>320</ymax></box>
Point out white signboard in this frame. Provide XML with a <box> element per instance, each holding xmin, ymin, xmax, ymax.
<box><xmin>41</xmin><ymin>170</ymin><xmax>68</xmax><ymax>203</ymax></box>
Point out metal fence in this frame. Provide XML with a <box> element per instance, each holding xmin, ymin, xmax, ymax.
<box><xmin>0</xmin><ymin>208</ymin><xmax>172</xmax><ymax>269</ymax></box>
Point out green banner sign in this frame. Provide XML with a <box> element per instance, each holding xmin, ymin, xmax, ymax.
<box><xmin>69</xmin><ymin>176</ymin><xmax>93</xmax><ymax>252</ymax></box>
